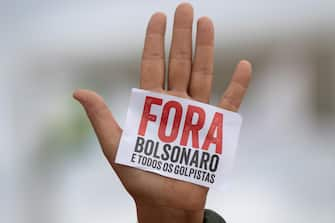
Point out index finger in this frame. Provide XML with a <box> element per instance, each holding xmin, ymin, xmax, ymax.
<box><xmin>140</xmin><ymin>12</ymin><xmax>167</xmax><ymax>91</ymax></box>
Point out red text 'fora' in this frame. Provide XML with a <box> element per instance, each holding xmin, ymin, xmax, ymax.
<box><xmin>138</xmin><ymin>96</ymin><xmax>223</xmax><ymax>154</ymax></box>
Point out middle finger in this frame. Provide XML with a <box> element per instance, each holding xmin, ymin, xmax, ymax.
<box><xmin>168</xmin><ymin>3</ymin><xmax>193</xmax><ymax>93</ymax></box>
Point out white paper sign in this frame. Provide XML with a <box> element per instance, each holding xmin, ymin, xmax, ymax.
<box><xmin>115</xmin><ymin>88</ymin><xmax>242</xmax><ymax>189</ymax></box>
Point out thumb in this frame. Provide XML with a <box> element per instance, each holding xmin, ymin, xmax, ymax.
<box><xmin>73</xmin><ymin>89</ymin><xmax>122</xmax><ymax>163</ymax></box>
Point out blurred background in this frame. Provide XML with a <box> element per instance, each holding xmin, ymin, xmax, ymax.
<box><xmin>1</xmin><ymin>0</ymin><xmax>335</xmax><ymax>222</ymax></box>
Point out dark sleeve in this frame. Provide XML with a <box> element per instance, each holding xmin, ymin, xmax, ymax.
<box><xmin>203</xmin><ymin>209</ymin><xmax>226</xmax><ymax>223</ymax></box>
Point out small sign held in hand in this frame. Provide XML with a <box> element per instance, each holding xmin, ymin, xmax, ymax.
<box><xmin>116</xmin><ymin>88</ymin><xmax>242</xmax><ymax>189</ymax></box>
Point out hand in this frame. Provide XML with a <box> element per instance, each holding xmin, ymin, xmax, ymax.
<box><xmin>74</xmin><ymin>3</ymin><xmax>251</xmax><ymax>223</ymax></box>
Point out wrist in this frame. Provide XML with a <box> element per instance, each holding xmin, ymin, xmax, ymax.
<box><xmin>135</xmin><ymin>201</ymin><xmax>204</xmax><ymax>223</ymax></box>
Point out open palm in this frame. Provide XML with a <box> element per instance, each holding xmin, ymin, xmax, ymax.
<box><xmin>74</xmin><ymin>2</ymin><xmax>251</xmax><ymax>215</ymax></box>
